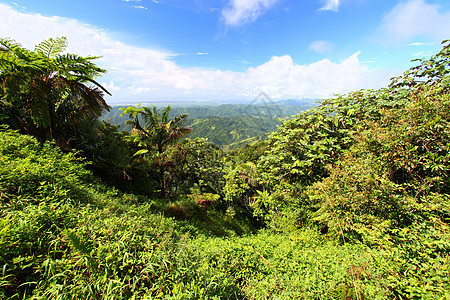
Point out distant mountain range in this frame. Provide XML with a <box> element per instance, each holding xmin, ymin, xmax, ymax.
<box><xmin>101</xmin><ymin>101</ymin><xmax>317</xmax><ymax>150</ymax></box>
<box><xmin>108</xmin><ymin>97</ymin><xmax>319</xmax><ymax>108</ymax></box>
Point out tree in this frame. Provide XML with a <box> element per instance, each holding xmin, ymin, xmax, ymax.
<box><xmin>122</xmin><ymin>105</ymin><xmax>191</xmax><ymax>154</ymax></box>
<box><xmin>0</xmin><ymin>37</ymin><xmax>110</xmax><ymax>143</ymax></box>
<box><xmin>121</xmin><ymin>104</ymin><xmax>191</xmax><ymax>196</ymax></box>
<box><xmin>70</xmin><ymin>120</ymin><xmax>156</xmax><ymax>195</ymax></box>
<box><xmin>163</xmin><ymin>138</ymin><xmax>226</xmax><ymax>196</ymax></box>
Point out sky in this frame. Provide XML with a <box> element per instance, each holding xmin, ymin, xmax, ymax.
<box><xmin>0</xmin><ymin>0</ymin><xmax>450</xmax><ymax>105</ymax></box>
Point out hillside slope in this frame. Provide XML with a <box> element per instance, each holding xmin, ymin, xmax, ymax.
<box><xmin>101</xmin><ymin>103</ymin><xmax>313</xmax><ymax>149</ymax></box>
<box><xmin>2</xmin><ymin>129</ymin><xmax>448</xmax><ymax>299</ymax></box>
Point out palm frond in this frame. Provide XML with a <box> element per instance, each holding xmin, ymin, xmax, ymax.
<box><xmin>162</xmin><ymin>105</ymin><xmax>171</xmax><ymax>123</ymax></box>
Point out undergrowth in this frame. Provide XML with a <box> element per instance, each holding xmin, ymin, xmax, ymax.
<box><xmin>1</xmin><ymin>129</ymin><xmax>449</xmax><ymax>299</ymax></box>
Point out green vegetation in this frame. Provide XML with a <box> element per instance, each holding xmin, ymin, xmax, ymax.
<box><xmin>187</xmin><ymin>116</ymin><xmax>277</xmax><ymax>151</ymax></box>
<box><xmin>120</xmin><ymin>104</ymin><xmax>192</xmax><ymax>197</ymax></box>
<box><xmin>102</xmin><ymin>102</ymin><xmax>313</xmax><ymax>150</ymax></box>
<box><xmin>1</xmin><ymin>38</ymin><xmax>449</xmax><ymax>299</ymax></box>
<box><xmin>0</xmin><ymin>37</ymin><xmax>110</xmax><ymax>145</ymax></box>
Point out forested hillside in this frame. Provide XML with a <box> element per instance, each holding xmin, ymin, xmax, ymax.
<box><xmin>1</xmin><ymin>37</ymin><xmax>449</xmax><ymax>299</ymax></box>
<box><xmin>102</xmin><ymin>102</ymin><xmax>313</xmax><ymax>149</ymax></box>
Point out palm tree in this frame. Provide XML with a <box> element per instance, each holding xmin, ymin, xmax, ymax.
<box><xmin>122</xmin><ymin>104</ymin><xmax>191</xmax><ymax>154</ymax></box>
<box><xmin>0</xmin><ymin>37</ymin><xmax>110</xmax><ymax>142</ymax></box>
<box><xmin>121</xmin><ymin>104</ymin><xmax>191</xmax><ymax>196</ymax></box>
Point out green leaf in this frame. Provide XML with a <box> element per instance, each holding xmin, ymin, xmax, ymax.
<box><xmin>133</xmin><ymin>149</ymin><xmax>149</xmax><ymax>156</ymax></box>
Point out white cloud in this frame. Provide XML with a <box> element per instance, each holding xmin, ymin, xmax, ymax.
<box><xmin>406</xmin><ymin>42</ymin><xmax>432</xmax><ymax>47</ymax></box>
<box><xmin>222</xmin><ymin>0</ymin><xmax>341</xmax><ymax>26</ymax></box>
<box><xmin>197</xmin><ymin>52</ymin><xmax>209</xmax><ymax>55</ymax></box>
<box><xmin>103</xmin><ymin>81</ymin><xmax>121</xmax><ymax>92</ymax></box>
<box><xmin>0</xmin><ymin>3</ymin><xmax>391</xmax><ymax>104</ymax></box>
<box><xmin>309</xmin><ymin>40</ymin><xmax>334</xmax><ymax>53</ymax></box>
<box><xmin>319</xmin><ymin>0</ymin><xmax>340</xmax><ymax>12</ymax></box>
<box><xmin>374</xmin><ymin>0</ymin><xmax>450</xmax><ymax>44</ymax></box>
<box><xmin>243</xmin><ymin>52</ymin><xmax>390</xmax><ymax>99</ymax></box>
<box><xmin>133</xmin><ymin>5</ymin><xmax>148</xmax><ymax>10</ymax></box>
<box><xmin>222</xmin><ymin>0</ymin><xmax>281</xmax><ymax>26</ymax></box>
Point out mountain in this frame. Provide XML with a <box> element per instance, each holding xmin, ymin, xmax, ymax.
<box><xmin>101</xmin><ymin>102</ymin><xmax>315</xmax><ymax>149</ymax></box>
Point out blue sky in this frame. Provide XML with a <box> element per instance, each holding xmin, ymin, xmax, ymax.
<box><xmin>1</xmin><ymin>0</ymin><xmax>450</xmax><ymax>104</ymax></box>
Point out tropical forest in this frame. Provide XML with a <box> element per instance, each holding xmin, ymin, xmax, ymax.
<box><xmin>0</xmin><ymin>36</ymin><xmax>449</xmax><ymax>299</ymax></box>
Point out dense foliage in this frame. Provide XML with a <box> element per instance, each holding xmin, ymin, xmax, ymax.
<box><xmin>252</xmin><ymin>41</ymin><xmax>450</xmax><ymax>233</ymax></box>
<box><xmin>120</xmin><ymin>104</ymin><xmax>191</xmax><ymax>197</ymax></box>
<box><xmin>2</xmin><ymin>129</ymin><xmax>447</xmax><ymax>299</ymax></box>
<box><xmin>1</xmin><ymin>38</ymin><xmax>449</xmax><ymax>299</ymax></box>
<box><xmin>0</xmin><ymin>128</ymin><xmax>255</xmax><ymax>299</ymax></box>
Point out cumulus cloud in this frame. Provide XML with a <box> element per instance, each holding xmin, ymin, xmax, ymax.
<box><xmin>221</xmin><ymin>0</ymin><xmax>281</xmax><ymax>26</ymax></box>
<box><xmin>319</xmin><ymin>0</ymin><xmax>340</xmax><ymax>12</ymax></box>
<box><xmin>309</xmin><ymin>40</ymin><xmax>334</xmax><ymax>53</ymax></box>
<box><xmin>243</xmin><ymin>52</ymin><xmax>389</xmax><ymax>99</ymax></box>
<box><xmin>0</xmin><ymin>3</ymin><xmax>391</xmax><ymax>104</ymax></box>
<box><xmin>374</xmin><ymin>0</ymin><xmax>450</xmax><ymax>44</ymax></box>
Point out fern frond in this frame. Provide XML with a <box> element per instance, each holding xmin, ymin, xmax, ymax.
<box><xmin>0</xmin><ymin>38</ymin><xmax>23</xmax><ymax>53</ymax></box>
<box><xmin>35</xmin><ymin>37</ymin><xmax>67</xmax><ymax>59</ymax></box>
<box><xmin>0</xmin><ymin>38</ymin><xmax>42</xmax><ymax>71</ymax></box>
<box><xmin>63</xmin><ymin>229</ymin><xmax>91</xmax><ymax>257</ymax></box>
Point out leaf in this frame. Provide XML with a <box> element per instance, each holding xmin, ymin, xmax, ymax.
<box><xmin>35</xmin><ymin>37</ymin><xmax>67</xmax><ymax>59</ymax></box>
<box><xmin>133</xmin><ymin>149</ymin><xmax>149</xmax><ymax>157</ymax></box>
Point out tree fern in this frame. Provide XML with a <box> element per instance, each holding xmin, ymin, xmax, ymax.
<box><xmin>0</xmin><ymin>37</ymin><xmax>110</xmax><ymax>142</ymax></box>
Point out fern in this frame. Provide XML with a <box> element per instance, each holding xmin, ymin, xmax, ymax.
<box><xmin>1</xmin><ymin>37</ymin><xmax>110</xmax><ymax>141</ymax></box>
<box><xmin>64</xmin><ymin>229</ymin><xmax>92</xmax><ymax>257</ymax></box>
<box><xmin>35</xmin><ymin>37</ymin><xmax>67</xmax><ymax>59</ymax></box>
